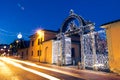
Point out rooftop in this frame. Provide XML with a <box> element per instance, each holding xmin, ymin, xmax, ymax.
<box><xmin>101</xmin><ymin>19</ymin><xmax>120</xmax><ymax>26</ymax></box>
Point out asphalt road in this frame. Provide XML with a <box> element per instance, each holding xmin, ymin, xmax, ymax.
<box><xmin>0</xmin><ymin>57</ymin><xmax>84</xmax><ymax>80</ymax></box>
<box><xmin>0</xmin><ymin>57</ymin><xmax>120</xmax><ymax>80</ymax></box>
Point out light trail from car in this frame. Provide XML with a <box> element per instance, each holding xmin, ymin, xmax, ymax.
<box><xmin>0</xmin><ymin>57</ymin><xmax>60</xmax><ymax>80</ymax></box>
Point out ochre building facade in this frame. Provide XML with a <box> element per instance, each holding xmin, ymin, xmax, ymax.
<box><xmin>101</xmin><ymin>20</ymin><xmax>120</xmax><ymax>74</ymax></box>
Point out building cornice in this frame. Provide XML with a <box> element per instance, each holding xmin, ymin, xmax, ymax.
<box><xmin>101</xmin><ymin>19</ymin><xmax>120</xmax><ymax>28</ymax></box>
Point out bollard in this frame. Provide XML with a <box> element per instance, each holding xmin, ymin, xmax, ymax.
<box><xmin>78</xmin><ymin>61</ymin><xmax>81</xmax><ymax>69</ymax></box>
<box><xmin>73</xmin><ymin>60</ymin><xmax>75</xmax><ymax>66</ymax></box>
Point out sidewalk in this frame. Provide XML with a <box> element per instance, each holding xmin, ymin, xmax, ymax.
<box><xmin>31</xmin><ymin>62</ymin><xmax>120</xmax><ymax>80</ymax></box>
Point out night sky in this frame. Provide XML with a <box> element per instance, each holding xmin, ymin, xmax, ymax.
<box><xmin>0</xmin><ymin>0</ymin><xmax>120</xmax><ymax>44</ymax></box>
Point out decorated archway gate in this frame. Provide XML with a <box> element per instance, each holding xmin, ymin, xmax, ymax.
<box><xmin>54</xmin><ymin>10</ymin><xmax>109</xmax><ymax>71</ymax></box>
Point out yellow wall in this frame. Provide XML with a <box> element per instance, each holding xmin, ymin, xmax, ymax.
<box><xmin>28</xmin><ymin>31</ymin><xmax>45</xmax><ymax>61</ymax></box>
<box><xmin>28</xmin><ymin>36</ymin><xmax>40</xmax><ymax>61</ymax></box>
<box><xmin>104</xmin><ymin>22</ymin><xmax>120</xmax><ymax>74</ymax></box>
<box><xmin>28</xmin><ymin>30</ymin><xmax>54</xmax><ymax>63</ymax></box>
<box><xmin>42</xmin><ymin>40</ymin><xmax>53</xmax><ymax>64</ymax></box>
<box><xmin>28</xmin><ymin>35</ymin><xmax>53</xmax><ymax>63</ymax></box>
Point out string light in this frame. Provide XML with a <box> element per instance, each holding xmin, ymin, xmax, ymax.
<box><xmin>0</xmin><ymin>28</ymin><xmax>32</xmax><ymax>38</ymax></box>
<box><xmin>83</xmin><ymin>30</ymin><xmax>108</xmax><ymax>70</ymax></box>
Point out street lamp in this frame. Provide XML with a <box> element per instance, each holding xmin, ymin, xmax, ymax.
<box><xmin>16</xmin><ymin>40</ymin><xmax>19</xmax><ymax>44</ymax></box>
<box><xmin>37</xmin><ymin>30</ymin><xmax>44</xmax><ymax>62</ymax></box>
<box><xmin>4</xmin><ymin>46</ymin><xmax>6</xmax><ymax>49</ymax></box>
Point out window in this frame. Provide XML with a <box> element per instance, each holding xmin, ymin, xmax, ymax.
<box><xmin>26</xmin><ymin>50</ymin><xmax>28</xmax><ymax>55</ymax></box>
<box><xmin>38</xmin><ymin>39</ymin><xmax>40</xmax><ymax>45</ymax></box>
<box><xmin>38</xmin><ymin>50</ymin><xmax>40</xmax><ymax>56</ymax></box>
<box><xmin>32</xmin><ymin>41</ymin><xmax>34</xmax><ymax>46</ymax></box>
<box><xmin>38</xmin><ymin>38</ymin><xmax>42</xmax><ymax>45</ymax></box>
<box><xmin>31</xmin><ymin>51</ymin><xmax>33</xmax><ymax>56</ymax></box>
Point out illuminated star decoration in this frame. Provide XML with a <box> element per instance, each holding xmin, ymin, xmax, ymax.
<box><xmin>17</xmin><ymin>32</ymin><xmax>22</xmax><ymax>39</ymax></box>
<box><xmin>17</xmin><ymin>3</ymin><xmax>25</xmax><ymax>11</ymax></box>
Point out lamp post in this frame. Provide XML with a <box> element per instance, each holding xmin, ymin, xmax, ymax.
<box><xmin>3</xmin><ymin>46</ymin><xmax>6</xmax><ymax>56</ymax></box>
<box><xmin>16</xmin><ymin>40</ymin><xmax>20</xmax><ymax>56</ymax></box>
<box><xmin>37</xmin><ymin>30</ymin><xmax>44</xmax><ymax>62</ymax></box>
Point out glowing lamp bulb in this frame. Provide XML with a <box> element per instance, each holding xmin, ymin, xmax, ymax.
<box><xmin>17</xmin><ymin>33</ymin><xmax>22</xmax><ymax>39</ymax></box>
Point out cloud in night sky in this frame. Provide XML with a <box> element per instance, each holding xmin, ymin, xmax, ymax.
<box><xmin>17</xmin><ymin>3</ymin><xmax>25</xmax><ymax>11</ymax></box>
